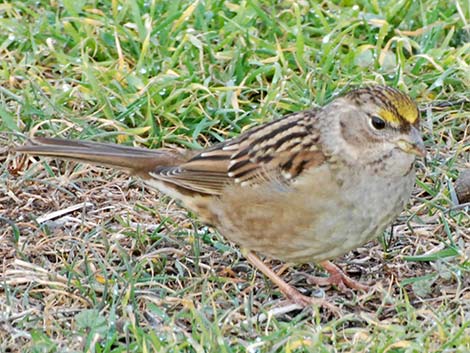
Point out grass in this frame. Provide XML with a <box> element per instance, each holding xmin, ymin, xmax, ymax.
<box><xmin>0</xmin><ymin>0</ymin><xmax>469</xmax><ymax>351</ymax></box>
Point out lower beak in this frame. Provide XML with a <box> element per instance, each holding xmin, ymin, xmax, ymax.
<box><xmin>396</xmin><ymin>127</ymin><xmax>426</xmax><ymax>157</ymax></box>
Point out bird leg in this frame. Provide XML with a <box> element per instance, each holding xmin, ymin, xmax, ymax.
<box><xmin>305</xmin><ymin>260</ymin><xmax>369</xmax><ymax>292</ymax></box>
<box><xmin>244</xmin><ymin>251</ymin><xmax>338</xmax><ymax>312</ymax></box>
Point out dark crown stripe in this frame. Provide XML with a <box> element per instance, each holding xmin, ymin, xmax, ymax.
<box><xmin>372</xmin><ymin>89</ymin><xmax>408</xmax><ymax>125</ymax></box>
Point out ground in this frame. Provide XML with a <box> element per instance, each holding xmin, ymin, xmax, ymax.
<box><xmin>0</xmin><ymin>1</ymin><xmax>469</xmax><ymax>352</ymax></box>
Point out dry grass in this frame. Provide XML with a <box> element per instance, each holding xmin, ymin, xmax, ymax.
<box><xmin>0</xmin><ymin>0</ymin><xmax>469</xmax><ymax>351</ymax></box>
<box><xmin>1</xmin><ymin>113</ymin><xmax>469</xmax><ymax>350</ymax></box>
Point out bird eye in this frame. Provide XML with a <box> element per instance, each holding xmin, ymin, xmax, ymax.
<box><xmin>371</xmin><ymin>115</ymin><xmax>386</xmax><ymax>130</ymax></box>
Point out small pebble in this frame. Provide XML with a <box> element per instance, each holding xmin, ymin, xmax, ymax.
<box><xmin>455</xmin><ymin>169</ymin><xmax>470</xmax><ymax>204</ymax></box>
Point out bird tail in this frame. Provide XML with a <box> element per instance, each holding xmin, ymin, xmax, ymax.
<box><xmin>15</xmin><ymin>137</ymin><xmax>188</xmax><ymax>175</ymax></box>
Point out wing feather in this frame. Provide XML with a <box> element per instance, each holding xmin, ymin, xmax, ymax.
<box><xmin>149</xmin><ymin>109</ymin><xmax>325</xmax><ymax>195</ymax></box>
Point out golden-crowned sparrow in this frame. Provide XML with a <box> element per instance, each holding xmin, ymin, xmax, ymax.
<box><xmin>15</xmin><ymin>85</ymin><xmax>425</xmax><ymax>308</ymax></box>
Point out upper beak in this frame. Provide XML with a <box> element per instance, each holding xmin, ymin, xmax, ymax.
<box><xmin>396</xmin><ymin>126</ymin><xmax>426</xmax><ymax>157</ymax></box>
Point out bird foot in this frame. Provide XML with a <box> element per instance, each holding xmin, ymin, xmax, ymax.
<box><xmin>243</xmin><ymin>251</ymin><xmax>340</xmax><ymax>315</ymax></box>
<box><xmin>305</xmin><ymin>261</ymin><xmax>369</xmax><ymax>292</ymax></box>
<box><xmin>280</xmin><ymin>283</ymin><xmax>340</xmax><ymax>315</ymax></box>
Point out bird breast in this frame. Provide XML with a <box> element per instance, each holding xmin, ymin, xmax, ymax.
<box><xmin>207</xmin><ymin>162</ymin><xmax>415</xmax><ymax>263</ymax></box>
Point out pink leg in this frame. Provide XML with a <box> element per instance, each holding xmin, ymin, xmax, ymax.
<box><xmin>244</xmin><ymin>251</ymin><xmax>340</xmax><ymax>313</ymax></box>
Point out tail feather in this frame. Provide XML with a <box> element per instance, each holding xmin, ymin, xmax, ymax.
<box><xmin>15</xmin><ymin>137</ymin><xmax>190</xmax><ymax>175</ymax></box>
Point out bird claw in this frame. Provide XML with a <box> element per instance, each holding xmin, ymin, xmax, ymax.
<box><xmin>304</xmin><ymin>261</ymin><xmax>370</xmax><ymax>292</ymax></box>
<box><xmin>281</xmin><ymin>284</ymin><xmax>341</xmax><ymax>315</ymax></box>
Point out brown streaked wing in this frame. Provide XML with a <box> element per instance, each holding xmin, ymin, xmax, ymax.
<box><xmin>149</xmin><ymin>109</ymin><xmax>324</xmax><ymax>195</ymax></box>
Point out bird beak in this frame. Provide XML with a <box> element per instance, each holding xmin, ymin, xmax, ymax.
<box><xmin>396</xmin><ymin>127</ymin><xmax>426</xmax><ymax>157</ymax></box>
